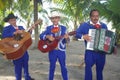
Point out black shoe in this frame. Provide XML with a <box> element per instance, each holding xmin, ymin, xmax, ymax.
<box><xmin>30</xmin><ymin>77</ymin><xmax>35</xmax><ymax>80</ymax></box>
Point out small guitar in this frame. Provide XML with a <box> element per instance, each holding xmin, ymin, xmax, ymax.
<box><xmin>0</xmin><ymin>19</ymin><xmax>42</xmax><ymax>60</ymax></box>
<box><xmin>38</xmin><ymin>31</ymin><xmax>76</xmax><ymax>53</ymax></box>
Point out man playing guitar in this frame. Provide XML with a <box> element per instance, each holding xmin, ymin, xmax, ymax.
<box><xmin>39</xmin><ymin>11</ymin><xmax>69</xmax><ymax>80</ymax></box>
<box><xmin>2</xmin><ymin>13</ymin><xmax>35</xmax><ymax>80</ymax></box>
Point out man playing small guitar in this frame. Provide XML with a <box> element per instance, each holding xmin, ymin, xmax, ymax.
<box><xmin>39</xmin><ymin>11</ymin><xmax>69</xmax><ymax>80</ymax></box>
<box><xmin>2</xmin><ymin>13</ymin><xmax>35</xmax><ymax>80</ymax></box>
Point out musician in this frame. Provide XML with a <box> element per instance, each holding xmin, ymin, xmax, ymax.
<box><xmin>75</xmin><ymin>9</ymin><xmax>107</xmax><ymax>80</ymax></box>
<box><xmin>2</xmin><ymin>13</ymin><xmax>34</xmax><ymax>80</ymax></box>
<box><xmin>39</xmin><ymin>11</ymin><xmax>69</xmax><ymax>80</ymax></box>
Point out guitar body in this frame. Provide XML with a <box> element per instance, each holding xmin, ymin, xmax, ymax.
<box><xmin>38</xmin><ymin>39</ymin><xmax>59</xmax><ymax>53</ymax></box>
<box><xmin>0</xmin><ymin>19</ymin><xmax>42</xmax><ymax>60</ymax></box>
<box><xmin>38</xmin><ymin>31</ymin><xmax>76</xmax><ymax>53</ymax></box>
<box><xmin>0</xmin><ymin>32</ymin><xmax>32</xmax><ymax>60</ymax></box>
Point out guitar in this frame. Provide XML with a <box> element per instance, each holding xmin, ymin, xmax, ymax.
<box><xmin>38</xmin><ymin>31</ymin><xmax>76</xmax><ymax>53</ymax></box>
<box><xmin>0</xmin><ymin>19</ymin><xmax>42</xmax><ymax>60</ymax></box>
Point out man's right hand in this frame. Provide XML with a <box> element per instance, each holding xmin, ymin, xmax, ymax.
<box><xmin>46</xmin><ymin>35</ymin><xmax>55</xmax><ymax>41</ymax></box>
<box><xmin>14</xmin><ymin>30</ymin><xmax>23</xmax><ymax>35</ymax></box>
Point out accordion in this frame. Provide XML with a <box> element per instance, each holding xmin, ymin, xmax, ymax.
<box><xmin>86</xmin><ymin>29</ymin><xmax>116</xmax><ymax>54</ymax></box>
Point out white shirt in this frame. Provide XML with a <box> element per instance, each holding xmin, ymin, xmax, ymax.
<box><xmin>90</xmin><ymin>21</ymin><xmax>101</xmax><ymax>25</ymax></box>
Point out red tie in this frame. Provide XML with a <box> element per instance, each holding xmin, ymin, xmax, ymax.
<box><xmin>14</xmin><ymin>26</ymin><xmax>19</xmax><ymax>31</ymax></box>
<box><xmin>51</xmin><ymin>27</ymin><xmax>60</xmax><ymax>33</ymax></box>
<box><xmin>94</xmin><ymin>24</ymin><xmax>101</xmax><ymax>29</ymax></box>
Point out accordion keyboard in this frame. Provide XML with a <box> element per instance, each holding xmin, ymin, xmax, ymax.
<box><xmin>86</xmin><ymin>29</ymin><xmax>96</xmax><ymax>50</ymax></box>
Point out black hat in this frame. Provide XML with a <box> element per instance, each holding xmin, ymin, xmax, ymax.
<box><xmin>3</xmin><ymin>13</ymin><xmax>18</xmax><ymax>22</ymax></box>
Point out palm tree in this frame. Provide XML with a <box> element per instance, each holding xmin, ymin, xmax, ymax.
<box><xmin>0</xmin><ymin>0</ymin><xmax>43</xmax><ymax>48</ymax></box>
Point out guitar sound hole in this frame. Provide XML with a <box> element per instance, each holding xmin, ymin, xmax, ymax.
<box><xmin>13</xmin><ymin>44</ymin><xmax>19</xmax><ymax>48</ymax></box>
<box><xmin>43</xmin><ymin>45</ymin><xmax>47</xmax><ymax>49</ymax></box>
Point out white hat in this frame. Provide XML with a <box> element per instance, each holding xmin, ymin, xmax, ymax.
<box><xmin>49</xmin><ymin>11</ymin><xmax>60</xmax><ymax>18</ymax></box>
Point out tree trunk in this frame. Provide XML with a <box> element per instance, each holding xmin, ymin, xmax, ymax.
<box><xmin>33</xmin><ymin>0</ymin><xmax>39</xmax><ymax>48</ymax></box>
<box><xmin>72</xmin><ymin>20</ymin><xmax>78</xmax><ymax>41</ymax></box>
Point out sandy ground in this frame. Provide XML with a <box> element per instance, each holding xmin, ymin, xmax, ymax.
<box><xmin>0</xmin><ymin>40</ymin><xmax>120</xmax><ymax>80</ymax></box>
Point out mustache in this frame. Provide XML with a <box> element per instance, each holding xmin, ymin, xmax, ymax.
<box><xmin>94</xmin><ymin>19</ymin><xmax>98</xmax><ymax>21</ymax></box>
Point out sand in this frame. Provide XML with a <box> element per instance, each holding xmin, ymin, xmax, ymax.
<box><xmin>0</xmin><ymin>40</ymin><xmax>120</xmax><ymax>80</ymax></box>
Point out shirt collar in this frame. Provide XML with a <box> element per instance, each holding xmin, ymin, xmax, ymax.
<box><xmin>12</xmin><ymin>25</ymin><xmax>19</xmax><ymax>30</ymax></box>
<box><xmin>53</xmin><ymin>25</ymin><xmax>59</xmax><ymax>27</ymax></box>
<box><xmin>90</xmin><ymin>21</ymin><xmax>100</xmax><ymax>25</ymax></box>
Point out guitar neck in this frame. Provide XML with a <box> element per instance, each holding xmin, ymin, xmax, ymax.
<box><xmin>25</xmin><ymin>19</ymin><xmax>42</xmax><ymax>32</ymax></box>
<box><xmin>55</xmin><ymin>31</ymin><xmax>76</xmax><ymax>40</ymax></box>
<box><xmin>25</xmin><ymin>26</ymin><xmax>32</xmax><ymax>32</ymax></box>
<box><xmin>25</xmin><ymin>25</ymin><xmax>35</xmax><ymax>32</ymax></box>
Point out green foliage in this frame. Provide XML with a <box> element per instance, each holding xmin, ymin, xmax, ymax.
<box><xmin>0</xmin><ymin>10</ymin><xmax>5</xmax><ymax>39</ymax></box>
<box><xmin>57</xmin><ymin>0</ymin><xmax>93</xmax><ymax>29</ymax></box>
<box><xmin>0</xmin><ymin>25</ymin><xmax>3</xmax><ymax>39</ymax></box>
<box><xmin>109</xmin><ymin>0</ymin><xmax>120</xmax><ymax>14</ymax></box>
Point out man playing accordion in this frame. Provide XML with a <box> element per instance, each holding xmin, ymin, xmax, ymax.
<box><xmin>75</xmin><ymin>9</ymin><xmax>108</xmax><ymax>80</ymax></box>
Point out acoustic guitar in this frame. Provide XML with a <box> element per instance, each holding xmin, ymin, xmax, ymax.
<box><xmin>0</xmin><ymin>19</ymin><xmax>42</xmax><ymax>60</ymax></box>
<box><xmin>38</xmin><ymin>31</ymin><xmax>76</xmax><ymax>53</ymax></box>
